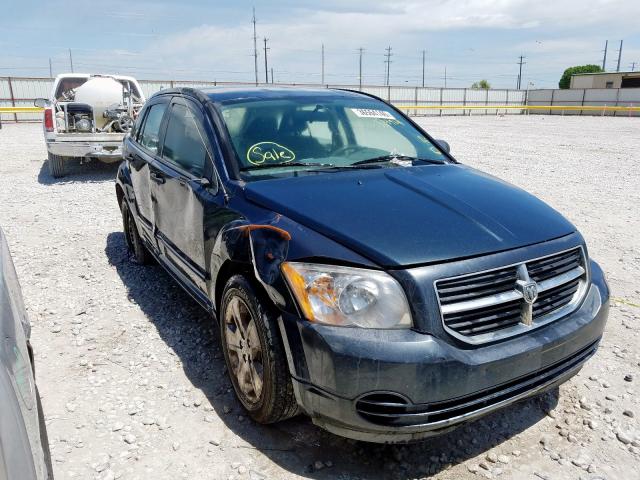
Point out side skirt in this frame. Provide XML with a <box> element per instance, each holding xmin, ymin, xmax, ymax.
<box><xmin>144</xmin><ymin>238</ymin><xmax>215</xmax><ymax>317</ymax></box>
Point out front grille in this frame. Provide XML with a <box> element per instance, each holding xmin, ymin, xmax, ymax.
<box><xmin>355</xmin><ymin>339</ymin><xmax>598</xmax><ymax>427</ymax></box>
<box><xmin>436</xmin><ymin>247</ymin><xmax>587</xmax><ymax>342</ymax></box>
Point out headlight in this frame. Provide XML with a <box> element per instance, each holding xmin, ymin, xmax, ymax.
<box><xmin>281</xmin><ymin>262</ymin><xmax>412</xmax><ymax>328</ymax></box>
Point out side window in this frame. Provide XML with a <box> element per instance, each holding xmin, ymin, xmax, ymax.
<box><xmin>161</xmin><ymin>103</ymin><xmax>207</xmax><ymax>176</ymax></box>
<box><xmin>139</xmin><ymin>103</ymin><xmax>168</xmax><ymax>154</ymax></box>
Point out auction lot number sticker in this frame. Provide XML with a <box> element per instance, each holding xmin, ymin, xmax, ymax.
<box><xmin>351</xmin><ymin>108</ymin><xmax>395</xmax><ymax>119</ymax></box>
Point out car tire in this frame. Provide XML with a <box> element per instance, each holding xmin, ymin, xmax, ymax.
<box><xmin>220</xmin><ymin>275</ymin><xmax>299</xmax><ymax>424</ymax></box>
<box><xmin>47</xmin><ymin>152</ymin><xmax>66</xmax><ymax>178</ymax></box>
<box><xmin>121</xmin><ymin>198</ymin><xmax>152</xmax><ymax>265</ymax></box>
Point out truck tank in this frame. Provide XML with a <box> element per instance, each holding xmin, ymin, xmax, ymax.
<box><xmin>74</xmin><ymin>77</ymin><xmax>124</xmax><ymax>130</ymax></box>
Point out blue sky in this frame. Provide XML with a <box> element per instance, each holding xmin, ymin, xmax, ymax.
<box><xmin>1</xmin><ymin>0</ymin><xmax>639</xmax><ymax>88</ymax></box>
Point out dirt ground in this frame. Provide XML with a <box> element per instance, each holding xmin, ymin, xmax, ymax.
<box><xmin>0</xmin><ymin>115</ymin><xmax>638</xmax><ymax>480</ymax></box>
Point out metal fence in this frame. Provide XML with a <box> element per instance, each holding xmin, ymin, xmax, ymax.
<box><xmin>0</xmin><ymin>76</ymin><xmax>527</xmax><ymax>123</ymax></box>
<box><xmin>527</xmin><ymin>88</ymin><xmax>640</xmax><ymax>116</ymax></box>
<box><xmin>2</xmin><ymin>75</ymin><xmax>639</xmax><ymax>122</ymax></box>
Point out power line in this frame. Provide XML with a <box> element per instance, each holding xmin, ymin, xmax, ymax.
<box><xmin>517</xmin><ymin>55</ymin><xmax>526</xmax><ymax>89</ymax></box>
<box><xmin>263</xmin><ymin>37</ymin><xmax>269</xmax><ymax>83</ymax></box>
<box><xmin>252</xmin><ymin>7</ymin><xmax>258</xmax><ymax>85</ymax></box>
<box><xmin>616</xmin><ymin>40</ymin><xmax>623</xmax><ymax>72</ymax></box>
<box><xmin>602</xmin><ymin>40</ymin><xmax>608</xmax><ymax>71</ymax></box>
<box><xmin>358</xmin><ymin>47</ymin><xmax>364</xmax><ymax>89</ymax></box>
<box><xmin>384</xmin><ymin>46</ymin><xmax>392</xmax><ymax>86</ymax></box>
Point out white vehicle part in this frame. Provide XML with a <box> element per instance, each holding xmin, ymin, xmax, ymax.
<box><xmin>74</xmin><ymin>77</ymin><xmax>124</xmax><ymax>130</ymax></box>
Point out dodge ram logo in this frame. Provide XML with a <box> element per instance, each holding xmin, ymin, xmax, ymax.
<box><xmin>521</xmin><ymin>281</ymin><xmax>539</xmax><ymax>304</ymax></box>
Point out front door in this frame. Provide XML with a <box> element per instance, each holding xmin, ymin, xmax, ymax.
<box><xmin>150</xmin><ymin>96</ymin><xmax>222</xmax><ymax>296</ymax></box>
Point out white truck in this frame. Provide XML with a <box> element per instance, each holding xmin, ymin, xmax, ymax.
<box><xmin>34</xmin><ymin>73</ymin><xmax>146</xmax><ymax>178</ymax></box>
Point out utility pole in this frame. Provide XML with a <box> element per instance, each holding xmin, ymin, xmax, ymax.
<box><xmin>321</xmin><ymin>43</ymin><xmax>325</xmax><ymax>85</ymax></box>
<box><xmin>421</xmin><ymin>50</ymin><xmax>426</xmax><ymax>87</ymax></box>
<box><xmin>68</xmin><ymin>49</ymin><xmax>74</xmax><ymax>73</ymax></box>
<box><xmin>358</xmin><ymin>47</ymin><xmax>364</xmax><ymax>89</ymax></box>
<box><xmin>263</xmin><ymin>37</ymin><xmax>269</xmax><ymax>83</ymax></box>
<box><xmin>517</xmin><ymin>55</ymin><xmax>526</xmax><ymax>89</ymax></box>
<box><xmin>630</xmin><ymin>62</ymin><xmax>637</xmax><ymax>72</ymax></box>
<box><xmin>271</xmin><ymin>67</ymin><xmax>274</xmax><ymax>83</ymax></box>
<box><xmin>48</xmin><ymin>58</ymin><xmax>52</xmax><ymax>78</ymax></box>
<box><xmin>444</xmin><ymin>66</ymin><xmax>447</xmax><ymax>88</ymax></box>
<box><xmin>616</xmin><ymin>40</ymin><xmax>623</xmax><ymax>72</ymax></box>
<box><xmin>384</xmin><ymin>46</ymin><xmax>392</xmax><ymax>86</ymax></box>
<box><xmin>602</xmin><ymin>40</ymin><xmax>608</xmax><ymax>71</ymax></box>
<box><xmin>252</xmin><ymin>7</ymin><xmax>258</xmax><ymax>85</ymax></box>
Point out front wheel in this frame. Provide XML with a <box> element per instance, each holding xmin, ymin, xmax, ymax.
<box><xmin>47</xmin><ymin>152</ymin><xmax>66</xmax><ymax>178</ymax></box>
<box><xmin>220</xmin><ymin>275</ymin><xmax>299</xmax><ymax>424</ymax></box>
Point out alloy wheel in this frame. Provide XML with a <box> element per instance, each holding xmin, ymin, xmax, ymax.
<box><xmin>224</xmin><ymin>296</ymin><xmax>264</xmax><ymax>405</ymax></box>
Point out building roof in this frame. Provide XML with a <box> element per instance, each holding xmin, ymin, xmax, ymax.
<box><xmin>572</xmin><ymin>71</ymin><xmax>640</xmax><ymax>76</ymax></box>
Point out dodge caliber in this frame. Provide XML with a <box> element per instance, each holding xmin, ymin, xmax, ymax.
<box><xmin>115</xmin><ymin>87</ymin><xmax>609</xmax><ymax>443</ymax></box>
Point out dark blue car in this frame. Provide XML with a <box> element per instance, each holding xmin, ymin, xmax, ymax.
<box><xmin>115</xmin><ymin>87</ymin><xmax>609</xmax><ymax>443</ymax></box>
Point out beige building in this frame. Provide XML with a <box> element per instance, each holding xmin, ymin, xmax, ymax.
<box><xmin>570</xmin><ymin>71</ymin><xmax>640</xmax><ymax>89</ymax></box>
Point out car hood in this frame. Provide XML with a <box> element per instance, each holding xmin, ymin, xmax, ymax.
<box><xmin>243</xmin><ymin>165</ymin><xmax>575</xmax><ymax>267</ymax></box>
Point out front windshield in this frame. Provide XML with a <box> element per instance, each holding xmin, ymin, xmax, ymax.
<box><xmin>218</xmin><ymin>94</ymin><xmax>448</xmax><ymax>180</ymax></box>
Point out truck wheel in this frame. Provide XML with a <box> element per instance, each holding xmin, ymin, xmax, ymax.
<box><xmin>47</xmin><ymin>152</ymin><xmax>66</xmax><ymax>178</ymax></box>
<box><xmin>220</xmin><ymin>275</ymin><xmax>299</xmax><ymax>424</ymax></box>
<box><xmin>121</xmin><ymin>199</ymin><xmax>152</xmax><ymax>265</ymax></box>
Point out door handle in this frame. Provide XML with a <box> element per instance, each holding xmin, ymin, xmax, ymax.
<box><xmin>150</xmin><ymin>171</ymin><xmax>166</xmax><ymax>184</ymax></box>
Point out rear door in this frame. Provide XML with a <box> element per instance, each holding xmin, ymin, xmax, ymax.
<box><xmin>150</xmin><ymin>96</ymin><xmax>221</xmax><ymax>296</ymax></box>
<box><xmin>125</xmin><ymin>98</ymin><xmax>169</xmax><ymax>244</ymax></box>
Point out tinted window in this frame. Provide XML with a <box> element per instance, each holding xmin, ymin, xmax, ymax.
<box><xmin>161</xmin><ymin>103</ymin><xmax>207</xmax><ymax>176</ymax></box>
<box><xmin>139</xmin><ymin>103</ymin><xmax>167</xmax><ymax>153</ymax></box>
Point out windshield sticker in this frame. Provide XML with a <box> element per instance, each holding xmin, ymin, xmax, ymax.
<box><xmin>247</xmin><ymin>142</ymin><xmax>296</xmax><ymax>165</ymax></box>
<box><xmin>351</xmin><ymin>108</ymin><xmax>395</xmax><ymax>120</ymax></box>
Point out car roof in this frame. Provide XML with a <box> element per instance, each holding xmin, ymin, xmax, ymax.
<box><xmin>198</xmin><ymin>86</ymin><xmax>370</xmax><ymax>104</ymax></box>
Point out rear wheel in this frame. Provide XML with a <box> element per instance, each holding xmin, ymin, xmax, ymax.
<box><xmin>47</xmin><ymin>152</ymin><xmax>66</xmax><ymax>178</ymax></box>
<box><xmin>121</xmin><ymin>198</ymin><xmax>152</xmax><ymax>265</ymax></box>
<box><xmin>220</xmin><ymin>275</ymin><xmax>299</xmax><ymax>423</ymax></box>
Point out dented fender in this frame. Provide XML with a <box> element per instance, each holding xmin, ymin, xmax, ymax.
<box><xmin>205</xmin><ymin>206</ymin><xmax>378</xmax><ymax>316</ymax></box>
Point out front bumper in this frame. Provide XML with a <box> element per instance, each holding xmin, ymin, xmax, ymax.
<box><xmin>279</xmin><ymin>269</ymin><xmax>609</xmax><ymax>443</ymax></box>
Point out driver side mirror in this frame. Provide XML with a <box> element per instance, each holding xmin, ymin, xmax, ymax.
<box><xmin>436</xmin><ymin>139</ymin><xmax>450</xmax><ymax>154</ymax></box>
<box><xmin>34</xmin><ymin>98</ymin><xmax>51</xmax><ymax>108</ymax></box>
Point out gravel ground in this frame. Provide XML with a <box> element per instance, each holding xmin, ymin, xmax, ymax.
<box><xmin>0</xmin><ymin>115</ymin><xmax>638</xmax><ymax>480</ymax></box>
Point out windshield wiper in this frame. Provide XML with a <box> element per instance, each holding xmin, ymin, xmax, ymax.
<box><xmin>240</xmin><ymin>161</ymin><xmax>334</xmax><ymax>171</ymax></box>
<box><xmin>352</xmin><ymin>154</ymin><xmax>446</xmax><ymax>166</ymax></box>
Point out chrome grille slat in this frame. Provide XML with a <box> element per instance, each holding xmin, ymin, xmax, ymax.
<box><xmin>446</xmin><ymin>302</ymin><xmax>522</xmax><ymax>327</ymax></box>
<box><xmin>436</xmin><ymin>247</ymin><xmax>588</xmax><ymax>343</ymax></box>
